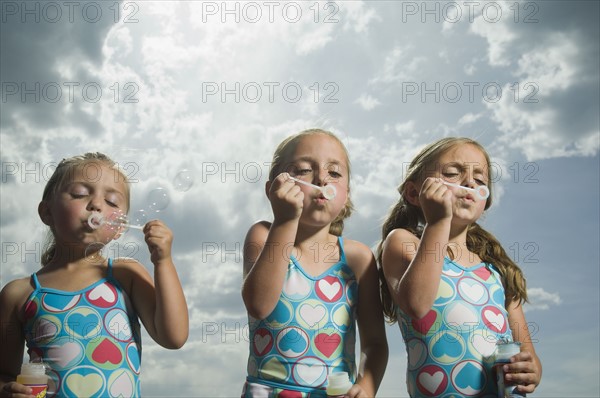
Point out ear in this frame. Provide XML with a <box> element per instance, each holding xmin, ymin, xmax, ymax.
<box><xmin>265</xmin><ymin>180</ymin><xmax>272</xmax><ymax>200</ymax></box>
<box><xmin>404</xmin><ymin>181</ymin><xmax>421</xmax><ymax>207</ymax></box>
<box><xmin>38</xmin><ymin>201</ymin><xmax>53</xmax><ymax>226</ymax></box>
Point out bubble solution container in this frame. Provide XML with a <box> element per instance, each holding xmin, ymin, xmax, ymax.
<box><xmin>494</xmin><ymin>340</ymin><xmax>526</xmax><ymax>397</ymax></box>
<box><xmin>16</xmin><ymin>363</ymin><xmax>48</xmax><ymax>398</ymax></box>
<box><xmin>326</xmin><ymin>372</ymin><xmax>352</xmax><ymax>397</ymax></box>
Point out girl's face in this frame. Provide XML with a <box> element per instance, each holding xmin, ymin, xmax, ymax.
<box><xmin>423</xmin><ymin>143</ymin><xmax>490</xmax><ymax>223</ymax></box>
<box><xmin>40</xmin><ymin>162</ymin><xmax>129</xmax><ymax>249</ymax></box>
<box><xmin>286</xmin><ymin>133</ymin><xmax>349</xmax><ymax>228</ymax></box>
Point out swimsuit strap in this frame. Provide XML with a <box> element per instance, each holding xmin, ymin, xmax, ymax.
<box><xmin>30</xmin><ymin>273</ymin><xmax>42</xmax><ymax>290</ymax></box>
<box><xmin>107</xmin><ymin>258</ymin><xmax>114</xmax><ymax>279</ymax></box>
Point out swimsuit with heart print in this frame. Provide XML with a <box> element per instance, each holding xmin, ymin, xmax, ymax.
<box><xmin>23</xmin><ymin>259</ymin><xmax>142</xmax><ymax>398</ymax></box>
<box><xmin>397</xmin><ymin>257</ymin><xmax>513</xmax><ymax>397</ymax></box>
<box><xmin>244</xmin><ymin>236</ymin><xmax>358</xmax><ymax>396</ymax></box>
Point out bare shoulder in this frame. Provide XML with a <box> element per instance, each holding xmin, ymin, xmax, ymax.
<box><xmin>0</xmin><ymin>276</ymin><xmax>34</xmax><ymax>316</ymax></box>
<box><xmin>244</xmin><ymin>220</ymin><xmax>271</xmax><ymax>255</ymax></box>
<box><xmin>385</xmin><ymin>228</ymin><xmax>419</xmax><ymax>246</ymax></box>
<box><xmin>342</xmin><ymin>239</ymin><xmax>376</xmax><ymax>278</ymax></box>
<box><xmin>111</xmin><ymin>258</ymin><xmax>152</xmax><ymax>292</ymax></box>
<box><xmin>246</xmin><ymin>220</ymin><xmax>271</xmax><ymax>240</ymax></box>
<box><xmin>113</xmin><ymin>257</ymin><xmax>146</xmax><ymax>272</ymax></box>
<box><xmin>383</xmin><ymin>228</ymin><xmax>419</xmax><ymax>257</ymax></box>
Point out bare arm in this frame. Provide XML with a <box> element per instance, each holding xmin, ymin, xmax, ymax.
<box><xmin>346</xmin><ymin>241</ymin><xmax>388</xmax><ymax>398</ymax></box>
<box><xmin>241</xmin><ymin>173</ymin><xmax>303</xmax><ymax>319</ymax></box>
<box><xmin>382</xmin><ymin>178</ymin><xmax>452</xmax><ymax>319</ymax></box>
<box><xmin>121</xmin><ymin>220</ymin><xmax>188</xmax><ymax>349</ymax></box>
<box><xmin>504</xmin><ymin>301</ymin><xmax>542</xmax><ymax>393</ymax></box>
<box><xmin>0</xmin><ymin>279</ymin><xmax>34</xmax><ymax>398</ymax></box>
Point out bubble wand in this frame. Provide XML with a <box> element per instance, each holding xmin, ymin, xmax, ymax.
<box><xmin>442</xmin><ymin>182</ymin><xmax>489</xmax><ymax>201</ymax></box>
<box><xmin>288</xmin><ymin>176</ymin><xmax>337</xmax><ymax>200</ymax></box>
<box><xmin>88</xmin><ymin>212</ymin><xmax>145</xmax><ymax>231</ymax></box>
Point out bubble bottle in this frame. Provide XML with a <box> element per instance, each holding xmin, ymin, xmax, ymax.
<box><xmin>494</xmin><ymin>339</ymin><xmax>526</xmax><ymax>397</ymax></box>
<box><xmin>16</xmin><ymin>363</ymin><xmax>48</xmax><ymax>398</ymax></box>
<box><xmin>326</xmin><ymin>372</ymin><xmax>352</xmax><ymax>398</ymax></box>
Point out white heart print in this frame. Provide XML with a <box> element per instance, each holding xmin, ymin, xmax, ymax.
<box><xmin>296</xmin><ymin>363</ymin><xmax>323</xmax><ymax>385</ymax></box>
<box><xmin>89</xmin><ymin>283</ymin><xmax>116</xmax><ymax>303</ymax></box>
<box><xmin>418</xmin><ymin>371</ymin><xmax>444</xmax><ymax>394</ymax></box>
<box><xmin>318</xmin><ymin>279</ymin><xmax>341</xmax><ymax>301</ymax></box>
<box><xmin>299</xmin><ymin>304</ymin><xmax>326</xmax><ymax>327</ymax></box>
<box><xmin>254</xmin><ymin>333</ymin><xmax>271</xmax><ymax>355</ymax></box>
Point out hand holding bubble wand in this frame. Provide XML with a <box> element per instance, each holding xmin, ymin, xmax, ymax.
<box><xmin>288</xmin><ymin>176</ymin><xmax>337</xmax><ymax>200</ymax></box>
<box><xmin>442</xmin><ymin>181</ymin><xmax>489</xmax><ymax>201</ymax></box>
<box><xmin>88</xmin><ymin>211</ymin><xmax>145</xmax><ymax>231</ymax></box>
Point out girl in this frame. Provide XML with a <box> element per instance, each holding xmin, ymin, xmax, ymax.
<box><xmin>0</xmin><ymin>153</ymin><xmax>188</xmax><ymax>398</ymax></box>
<box><xmin>378</xmin><ymin>137</ymin><xmax>541</xmax><ymax>397</ymax></box>
<box><xmin>241</xmin><ymin>129</ymin><xmax>388</xmax><ymax>398</ymax></box>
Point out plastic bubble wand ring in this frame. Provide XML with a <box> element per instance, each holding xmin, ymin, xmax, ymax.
<box><xmin>442</xmin><ymin>181</ymin><xmax>490</xmax><ymax>201</ymax></box>
<box><xmin>289</xmin><ymin>176</ymin><xmax>337</xmax><ymax>200</ymax></box>
<box><xmin>88</xmin><ymin>212</ymin><xmax>145</xmax><ymax>231</ymax></box>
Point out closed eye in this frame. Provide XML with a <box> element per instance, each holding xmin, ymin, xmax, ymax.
<box><xmin>295</xmin><ymin>169</ymin><xmax>313</xmax><ymax>176</ymax></box>
<box><xmin>442</xmin><ymin>172</ymin><xmax>460</xmax><ymax>181</ymax></box>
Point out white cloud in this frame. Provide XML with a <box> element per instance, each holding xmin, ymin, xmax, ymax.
<box><xmin>342</xmin><ymin>1</ymin><xmax>380</xmax><ymax>33</ymax></box>
<box><xmin>458</xmin><ymin>112</ymin><xmax>483</xmax><ymax>125</ymax></box>
<box><xmin>368</xmin><ymin>46</ymin><xmax>427</xmax><ymax>85</ymax></box>
<box><xmin>525</xmin><ymin>287</ymin><xmax>562</xmax><ymax>311</ymax></box>
<box><xmin>355</xmin><ymin>93</ymin><xmax>381</xmax><ymax>111</ymax></box>
<box><xmin>469</xmin><ymin>3</ymin><xmax>517</xmax><ymax>66</ymax></box>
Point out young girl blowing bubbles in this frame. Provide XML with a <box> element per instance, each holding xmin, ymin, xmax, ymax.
<box><xmin>0</xmin><ymin>153</ymin><xmax>188</xmax><ymax>398</ymax></box>
<box><xmin>378</xmin><ymin>137</ymin><xmax>541</xmax><ymax>397</ymax></box>
<box><xmin>241</xmin><ymin>129</ymin><xmax>388</xmax><ymax>398</ymax></box>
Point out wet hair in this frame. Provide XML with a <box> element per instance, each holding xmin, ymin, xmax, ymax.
<box><xmin>40</xmin><ymin>152</ymin><xmax>130</xmax><ymax>266</ymax></box>
<box><xmin>268</xmin><ymin>128</ymin><xmax>354</xmax><ymax>236</ymax></box>
<box><xmin>376</xmin><ymin>137</ymin><xmax>528</xmax><ymax>323</ymax></box>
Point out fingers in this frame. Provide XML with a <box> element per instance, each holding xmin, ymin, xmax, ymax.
<box><xmin>1</xmin><ymin>382</ymin><xmax>33</xmax><ymax>398</ymax></box>
<box><xmin>502</xmin><ymin>352</ymin><xmax>541</xmax><ymax>392</ymax></box>
<box><xmin>268</xmin><ymin>173</ymin><xmax>304</xmax><ymax>222</ymax></box>
<box><xmin>346</xmin><ymin>384</ymin><xmax>366</xmax><ymax>398</ymax></box>
<box><xmin>143</xmin><ymin>220</ymin><xmax>173</xmax><ymax>262</ymax></box>
<box><xmin>420</xmin><ymin>177</ymin><xmax>451</xmax><ymax>199</ymax></box>
<box><xmin>270</xmin><ymin>173</ymin><xmax>302</xmax><ymax>200</ymax></box>
<box><xmin>419</xmin><ymin>177</ymin><xmax>453</xmax><ymax>223</ymax></box>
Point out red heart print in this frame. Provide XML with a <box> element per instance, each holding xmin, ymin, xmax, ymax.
<box><xmin>412</xmin><ymin>309</ymin><xmax>438</xmax><ymax>335</ymax></box>
<box><xmin>315</xmin><ymin>332</ymin><xmax>341</xmax><ymax>358</ymax></box>
<box><xmin>92</xmin><ymin>339</ymin><xmax>122</xmax><ymax>365</ymax></box>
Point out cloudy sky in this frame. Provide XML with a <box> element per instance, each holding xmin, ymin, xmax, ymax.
<box><xmin>1</xmin><ymin>0</ymin><xmax>598</xmax><ymax>396</ymax></box>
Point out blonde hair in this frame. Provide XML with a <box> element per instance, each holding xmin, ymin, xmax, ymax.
<box><xmin>40</xmin><ymin>152</ymin><xmax>130</xmax><ymax>266</ymax></box>
<box><xmin>377</xmin><ymin>137</ymin><xmax>528</xmax><ymax>323</ymax></box>
<box><xmin>268</xmin><ymin>129</ymin><xmax>354</xmax><ymax>236</ymax></box>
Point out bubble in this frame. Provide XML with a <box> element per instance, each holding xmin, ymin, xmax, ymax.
<box><xmin>147</xmin><ymin>188</ymin><xmax>170</xmax><ymax>212</ymax></box>
<box><xmin>130</xmin><ymin>209</ymin><xmax>148</xmax><ymax>227</ymax></box>
<box><xmin>173</xmin><ymin>169</ymin><xmax>194</xmax><ymax>192</ymax></box>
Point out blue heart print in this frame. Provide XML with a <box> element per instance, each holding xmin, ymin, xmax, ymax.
<box><xmin>432</xmin><ymin>332</ymin><xmax>463</xmax><ymax>360</ymax></box>
<box><xmin>270</xmin><ymin>300</ymin><xmax>293</xmax><ymax>324</ymax></box>
<box><xmin>68</xmin><ymin>313</ymin><xmax>100</xmax><ymax>337</ymax></box>
<box><xmin>278</xmin><ymin>328</ymin><xmax>308</xmax><ymax>355</ymax></box>
<box><xmin>43</xmin><ymin>293</ymin><xmax>80</xmax><ymax>312</ymax></box>
<box><xmin>453</xmin><ymin>361</ymin><xmax>485</xmax><ymax>392</ymax></box>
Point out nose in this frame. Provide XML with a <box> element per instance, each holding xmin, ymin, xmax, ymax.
<box><xmin>87</xmin><ymin>195</ymin><xmax>103</xmax><ymax>212</ymax></box>
<box><xmin>464</xmin><ymin>177</ymin><xmax>476</xmax><ymax>188</ymax></box>
<box><xmin>313</xmin><ymin>168</ymin><xmax>328</xmax><ymax>186</ymax></box>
